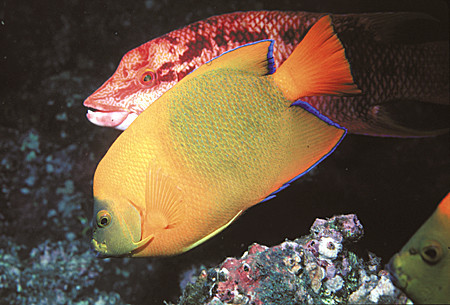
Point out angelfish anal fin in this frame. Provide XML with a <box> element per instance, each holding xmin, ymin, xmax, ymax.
<box><xmin>182</xmin><ymin>210</ymin><xmax>244</xmax><ymax>253</ymax></box>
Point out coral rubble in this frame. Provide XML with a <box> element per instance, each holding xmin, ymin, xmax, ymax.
<box><xmin>0</xmin><ymin>236</ymin><xmax>125</xmax><ymax>305</ymax></box>
<box><xmin>174</xmin><ymin>214</ymin><xmax>411</xmax><ymax>305</ymax></box>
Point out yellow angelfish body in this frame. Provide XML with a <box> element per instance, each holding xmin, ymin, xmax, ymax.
<box><xmin>91</xmin><ymin>16</ymin><xmax>359</xmax><ymax>257</ymax></box>
<box><xmin>388</xmin><ymin>192</ymin><xmax>450</xmax><ymax>304</ymax></box>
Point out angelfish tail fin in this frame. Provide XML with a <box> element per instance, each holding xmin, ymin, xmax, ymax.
<box><xmin>273</xmin><ymin>15</ymin><xmax>360</xmax><ymax>101</ymax></box>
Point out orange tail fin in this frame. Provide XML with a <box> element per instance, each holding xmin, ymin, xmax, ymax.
<box><xmin>273</xmin><ymin>15</ymin><xmax>360</xmax><ymax>101</ymax></box>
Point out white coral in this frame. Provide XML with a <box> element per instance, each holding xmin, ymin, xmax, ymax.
<box><xmin>318</xmin><ymin>237</ymin><xmax>342</xmax><ymax>261</ymax></box>
<box><xmin>325</xmin><ymin>275</ymin><xmax>344</xmax><ymax>292</ymax></box>
<box><xmin>368</xmin><ymin>273</ymin><xmax>396</xmax><ymax>303</ymax></box>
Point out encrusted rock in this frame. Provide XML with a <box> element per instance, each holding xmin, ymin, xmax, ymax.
<box><xmin>174</xmin><ymin>214</ymin><xmax>411</xmax><ymax>305</ymax></box>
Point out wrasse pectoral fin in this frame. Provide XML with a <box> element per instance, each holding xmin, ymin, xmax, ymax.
<box><xmin>368</xmin><ymin>100</ymin><xmax>450</xmax><ymax>137</ymax></box>
<box><xmin>273</xmin><ymin>15</ymin><xmax>360</xmax><ymax>101</ymax></box>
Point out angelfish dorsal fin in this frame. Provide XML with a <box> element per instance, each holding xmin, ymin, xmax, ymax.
<box><xmin>143</xmin><ymin>163</ymin><xmax>184</xmax><ymax>233</ymax></box>
<box><xmin>179</xmin><ymin>40</ymin><xmax>275</xmax><ymax>85</ymax></box>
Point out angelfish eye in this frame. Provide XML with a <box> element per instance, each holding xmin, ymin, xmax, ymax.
<box><xmin>96</xmin><ymin>210</ymin><xmax>111</xmax><ymax>228</ymax></box>
<box><xmin>420</xmin><ymin>241</ymin><xmax>442</xmax><ymax>264</ymax></box>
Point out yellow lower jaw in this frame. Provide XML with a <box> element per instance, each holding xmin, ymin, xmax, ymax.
<box><xmin>92</xmin><ymin>239</ymin><xmax>108</xmax><ymax>253</ymax></box>
<box><xmin>92</xmin><ymin>234</ymin><xmax>154</xmax><ymax>256</ymax></box>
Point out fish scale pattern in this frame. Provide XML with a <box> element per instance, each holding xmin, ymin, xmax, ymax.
<box><xmin>159</xmin><ymin>67</ymin><xmax>345</xmax><ymax>218</ymax></box>
<box><xmin>167</xmin><ymin>71</ymin><xmax>286</xmax><ymax>208</ymax></box>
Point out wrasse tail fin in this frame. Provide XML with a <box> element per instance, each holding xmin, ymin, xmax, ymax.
<box><xmin>143</xmin><ymin>164</ymin><xmax>185</xmax><ymax>235</ymax></box>
<box><xmin>273</xmin><ymin>15</ymin><xmax>360</xmax><ymax>101</ymax></box>
<box><xmin>366</xmin><ymin>100</ymin><xmax>450</xmax><ymax>137</ymax></box>
<box><xmin>358</xmin><ymin>12</ymin><xmax>446</xmax><ymax>44</ymax></box>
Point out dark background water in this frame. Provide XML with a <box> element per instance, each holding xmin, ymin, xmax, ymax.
<box><xmin>1</xmin><ymin>0</ymin><xmax>448</xmax><ymax>304</ymax></box>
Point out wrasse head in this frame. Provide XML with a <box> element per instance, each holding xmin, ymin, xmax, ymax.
<box><xmin>83</xmin><ymin>38</ymin><xmax>183</xmax><ymax>129</ymax></box>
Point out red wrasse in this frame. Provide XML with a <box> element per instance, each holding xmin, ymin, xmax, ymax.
<box><xmin>84</xmin><ymin>11</ymin><xmax>449</xmax><ymax>137</ymax></box>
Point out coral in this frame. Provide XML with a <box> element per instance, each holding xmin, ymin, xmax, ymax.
<box><xmin>173</xmin><ymin>214</ymin><xmax>411</xmax><ymax>305</ymax></box>
<box><xmin>0</xmin><ymin>236</ymin><xmax>125</xmax><ymax>305</ymax></box>
<box><xmin>0</xmin><ymin>127</ymin><xmax>93</xmax><ymax>243</ymax></box>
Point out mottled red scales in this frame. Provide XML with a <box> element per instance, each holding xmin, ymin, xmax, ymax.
<box><xmin>84</xmin><ymin>11</ymin><xmax>449</xmax><ymax>136</ymax></box>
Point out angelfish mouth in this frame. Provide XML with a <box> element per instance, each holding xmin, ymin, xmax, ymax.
<box><xmin>86</xmin><ymin>108</ymin><xmax>138</xmax><ymax>130</ymax></box>
<box><xmin>385</xmin><ymin>256</ymin><xmax>405</xmax><ymax>289</ymax></box>
<box><xmin>91</xmin><ymin>238</ymin><xmax>109</xmax><ymax>258</ymax></box>
<box><xmin>90</xmin><ymin>237</ymin><xmax>152</xmax><ymax>258</ymax></box>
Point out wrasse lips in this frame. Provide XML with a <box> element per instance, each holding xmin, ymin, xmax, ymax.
<box><xmin>86</xmin><ymin>108</ymin><xmax>135</xmax><ymax>129</ymax></box>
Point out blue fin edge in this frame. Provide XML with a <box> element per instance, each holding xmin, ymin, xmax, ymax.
<box><xmin>259</xmin><ymin>103</ymin><xmax>347</xmax><ymax>203</ymax></box>
<box><xmin>203</xmin><ymin>39</ymin><xmax>276</xmax><ymax>75</ymax></box>
<box><xmin>266</xmin><ymin>40</ymin><xmax>276</xmax><ymax>75</ymax></box>
<box><xmin>290</xmin><ymin>100</ymin><xmax>345</xmax><ymax>130</ymax></box>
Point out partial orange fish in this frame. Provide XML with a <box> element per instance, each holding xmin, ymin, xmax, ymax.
<box><xmin>388</xmin><ymin>192</ymin><xmax>450</xmax><ymax>304</ymax></box>
<box><xmin>91</xmin><ymin>16</ymin><xmax>359</xmax><ymax>257</ymax></box>
<box><xmin>84</xmin><ymin>11</ymin><xmax>449</xmax><ymax>137</ymax></box>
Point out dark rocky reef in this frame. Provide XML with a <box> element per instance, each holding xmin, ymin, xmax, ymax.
<box><xmin>173</xmin><ymin>214</ymin><xmax>410</xmax><ymax>304</ymax></box>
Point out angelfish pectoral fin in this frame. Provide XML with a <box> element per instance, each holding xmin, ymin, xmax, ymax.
<box><xmin>145</xmin><ymin>163</ymin><xmax>185</xmax><ymax>229</ymax></box>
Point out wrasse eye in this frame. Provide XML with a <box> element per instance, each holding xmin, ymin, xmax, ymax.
<box><xmin>420</xmin><ymin>241</ymin><xmax>442</xmax><ymax>264</ymax></box>
<box><xmin>96</xmin><ymin>210</ymin><xmax>112</xmax><ymax>228</ymax></box>
<box><xmin>140</xmin><ymin>70</ymin><xmax>157</xmax><ymax>86</ymax></box>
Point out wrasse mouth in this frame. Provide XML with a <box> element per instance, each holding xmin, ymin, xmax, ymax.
<box><xmin>86</xmin><ymin>108</ymin><xmax>138</xmax><ymax>130</ymax></box>
<box><xmin>85</xmin><ymin>107</ymin><xmax>102</xmax><ymax>113</ymax></box>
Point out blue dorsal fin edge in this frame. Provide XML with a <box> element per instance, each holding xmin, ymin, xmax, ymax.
<box><xmin>258</xmin><ymin>101</ymin><xmax>347</xmax><ymax>204</ymax></box>
<box><xmin>265</xmin><ymin>40</ymin><xmax>276</xmax><ymax>75</ymax></box>
<box><xmin>203</xmin><ymin>39</ymin><xmax>276</xmax><ymax>75</ymax></box>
